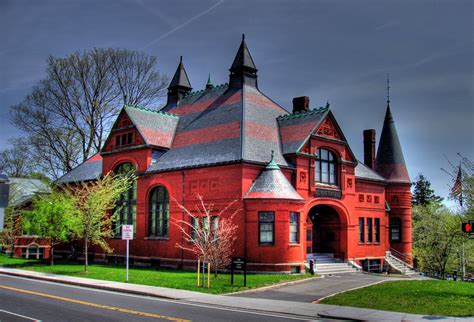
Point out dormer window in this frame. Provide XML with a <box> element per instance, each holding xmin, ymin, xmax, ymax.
<box><xmin>315</xmin><ymin>148</ymin><xmax>337</xmax><ymax>185</ymax></box>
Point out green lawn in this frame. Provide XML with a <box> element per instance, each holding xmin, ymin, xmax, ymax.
<box><xmin>0</xmin><ymin>254</ymin><xmax>311</xmax><ymax>294</ymax></box>
<box><xmin>320</xmin><ymin>280</ymin><xmax>474</xmax><ymax>317</ymax></box>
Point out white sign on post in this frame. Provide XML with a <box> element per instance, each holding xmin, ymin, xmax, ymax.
<box><xmin>122</xmin><ymin>225</ymin><xmax>133</xmax><ymax>282</ymax></box>
<box><xmin>122</xmin><ymin>225</ymin><xmax>134</xmax><ymax>240</ymax></box>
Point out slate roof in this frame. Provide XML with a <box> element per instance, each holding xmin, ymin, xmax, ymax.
<box><xmin>278</xmin><ymin>106</ymin><xmax>329</xmax><ymax>155</ymax></box>
<box><xmin>244</xmin><ymin>152</ymin><xmax>304</xmax><ymax>201</ymax></box>
<box><xmin>355</xmin><ymin>161</ymin><xmax>386</xmax><ymax>182</ymax></box>
<box><xmin>56</xmin><ymin>153</ymin><xmax>103</xmax><ymax>184</ymax></box>
<box><xmin>147</xmin><ymin>82</ymin><xmax>290</xmax><ymax>172</ymax></box>
<box><xmin>375</xmin><ymin>105</ymin><xmax>410</xmax><ymax>183</ymax></box>
<box><xmin>124</xmin><ymin>105</ymin><xmax>179</xmax><ymax>149</ymax></box>
<box><xmin>8</xmin><ymin>177</ymin><xmax>51</xmax><ymax>207</ymax></box>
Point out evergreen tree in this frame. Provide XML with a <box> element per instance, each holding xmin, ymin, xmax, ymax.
<box><xmin>412</xmin><ymin>174</ymin><xmax>443</xmax><ymax>206</ymax></box>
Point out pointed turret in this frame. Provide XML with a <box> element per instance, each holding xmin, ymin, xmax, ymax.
<box><xmin>229</xmin><ymin>34</ymin><xmax>258</xmax><ymax>88</ymax></box>
<box><xmin>244</xmin><ymin>151</ymin><xmax>304</xmax><ymax>200</ymax></box>
<box><xmin>375</xmin><ymin>104</ymin><xmax>410</xmax><ymax>183</ymax></box>
<box><xmin>165</xmin><ymin>56</ymin><xmax>192</xmax><ymax>108</ymax></box>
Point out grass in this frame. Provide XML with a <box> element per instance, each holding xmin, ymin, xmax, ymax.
<box><xmin>320</xmin><ymin>280</ymin><xmax>474</xmax><ymax>317</ymax></box>
<box><xmin>0</xmin><ymin>254</ymin><xmax>311</xmax><ymax>294</ymax></box>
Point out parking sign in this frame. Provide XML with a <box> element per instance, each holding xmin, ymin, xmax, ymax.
<box><xmin>122</xmin><ymin>225</ymin><xmax>134</xmax><ymax>240</ymax></box>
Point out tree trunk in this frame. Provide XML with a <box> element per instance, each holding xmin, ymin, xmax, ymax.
<box><xmin>50</xmin><ymin>246</ymin><xmax>54</xmax><ymax>266</ymax></box>
<box><xmin>84</xmin><ymin>237</ymin><xmax>88</xmax><ymax>273</ymax></box>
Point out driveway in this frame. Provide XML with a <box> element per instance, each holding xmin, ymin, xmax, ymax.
<box><xmin>234</xmin><ymin>273</ymin><xmax>400</xmax><ymax>303</ymax></box>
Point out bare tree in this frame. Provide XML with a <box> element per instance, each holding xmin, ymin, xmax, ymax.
<box><xmin>11</xmin><ymin>48</ymin><xmax>168</xmax><ymax>178</ymax></box>
<box><xmin>174</xmin><ymin>195</ymin><xmax>240</xmax><ymax>276</ymax></box>
<box><xmin>0</xmin><ymin>138</ymin><xmax>37</xmax><ymax>177</ymax></box>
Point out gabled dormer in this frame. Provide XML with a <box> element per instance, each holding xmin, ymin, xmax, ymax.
<box><xmin>101</xmin><ymin>105</ymin><xmax>179</xmax><ymax>154</ymax></box>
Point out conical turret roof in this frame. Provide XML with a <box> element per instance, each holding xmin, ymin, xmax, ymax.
<box><xmin>230</xmin><ymin>34</ymin><xmax>257</xmax><ymax>72</ymax></box>
<box><xmin>245</xmin><ymin>151</ymin><xmax>304</xmax><ymax>200</ymax></box>
<box><xmin>375</xmin><ymin>105</ymin><xmax>410</xmax><ymax>183</ymax></box>
<box><xmin>169</xmin><ymin>56</ymin><xmax>191</xmax><ymax>89</ymax></box>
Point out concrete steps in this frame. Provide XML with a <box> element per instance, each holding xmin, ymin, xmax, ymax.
<box><xmin>307</xmin><ymin>254</ymin><xmax>359</xmax><ymax>275</ymax></box>
<box><xmin>385</xmin><ymin>254</ymin><xmax>418</xmax><ymax>276</ymax></box>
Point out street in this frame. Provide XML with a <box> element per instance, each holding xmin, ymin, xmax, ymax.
<box><xmin>0</xmin><ymin>274</ymin><xmax>321</xmax><ymax>322</ymax></box>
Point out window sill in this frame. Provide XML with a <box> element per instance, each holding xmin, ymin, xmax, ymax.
<box><xmin>144</xmin><ymin>237</ymin><xmax>169</xmax><ymax>241</ymax></box>
<box><xmin>316</xmin><ymin>183</ymin><xmax>339</xmax><ymax>189</ymax></box>
<box><xmin>289</xmin><ymin>243</ymin><xmax>300</xmax><ymax>247</ymax></box>
<box><xmin>258</xmin><ymin>243</ymin><xmax>275</xmax><ymax>246</ymax></box>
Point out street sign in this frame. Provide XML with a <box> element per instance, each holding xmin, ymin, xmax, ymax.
<box><xmin>121</xmin><ymin>225</ymin><xmax>133</xmax><ymax>283</ymax></box>
<box><xmin>122</xmin><ymin>225</ymin><xmax>134</xmax><ymax>240</ymax></box>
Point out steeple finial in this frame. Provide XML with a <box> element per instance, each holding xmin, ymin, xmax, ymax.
<box><xmin>266</xmin><ymin>150</ymin><xmax>279</xmax><ymax>170</ymax></box>
<box><xmin>242</xmin><ymin>33</ymin><xmax>245</xmax><ymax>41</ymax></box>
<box><xmin>206</xmin><ymin>73</ymin><xmax>214</xmax><ymax>90</ymax></box>
<box><xmin>386</xmin><ymin>73</ymin><xmax>390</xmax><ymax>105</ymax></box>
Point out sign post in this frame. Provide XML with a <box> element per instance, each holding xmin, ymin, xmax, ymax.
<box><xmin>122</xmin><ymin>225</ymin><xmax>134</xmax><ymax>283</ymax></box>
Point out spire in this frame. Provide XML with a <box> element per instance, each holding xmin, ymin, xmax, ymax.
<box><xmin>229</xmin><ymin>34</ymin><xmax>258</xmax><ymax>88</ymax></box>
<box><xmin>386</xmin><ymin>73</ymin><xmax>390</xmax><ymax>106</ymax></box>
<box><xmin>169</xmin><ymin>56</ymin><xmax>192</xmax><ymax>89</ymax></box>
<box><xmin>165</xmin><ymin>56</ymin><xmax>192</xmax><ymax>108</ymax></box>
<box><xmin>205</xmin><ymin>73</ymin><xmax>214</xmax><ymax>90</ymax></box>
<box><xmin>375</xmin><ymin>102</ymin><xmax>410</xmax><ymax>184</ymax></box>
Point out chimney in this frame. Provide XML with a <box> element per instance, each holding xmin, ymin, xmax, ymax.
<box><xmin>363</xmin><ymin>129</ymin><xmax>376</xmax><ymax>169</ymax></box>
<box><xmin>292</xmin><ymin>96</ymin><xmax>310</xmax><ymax>113</ymax></box>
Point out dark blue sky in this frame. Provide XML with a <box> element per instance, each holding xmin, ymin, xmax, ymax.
<box><xmin>1</xmin><ymin>0</ymin><xmax>472</xmax><ymax>206</ymax></box>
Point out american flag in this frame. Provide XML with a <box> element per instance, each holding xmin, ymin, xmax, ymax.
<box><xmin>451</xmin><ymin>164</ymin><xmax>463</xmax><ymax>206</ymax></box>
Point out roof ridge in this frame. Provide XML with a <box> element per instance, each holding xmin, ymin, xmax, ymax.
<box><xmin>277</xmin><ymin>105</ymin><xmax>329</xmax><ymax>120</ymax></box>
<box><xmin>125</xmin><ymin>104</ymin><xmax>179</xmax><ymax>118</ymax></box>
<box><xmin>184</xmin><ymin>83</ymin><xmax>229</xmax><ymax>97</ymax></box>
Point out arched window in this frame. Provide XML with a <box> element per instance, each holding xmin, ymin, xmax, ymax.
<box><xmin>114</xmin><ymin>162</ymin><xmax>136</xmax><ymax>236</ymax></box>
<box><xmin>315</xmin><ymin>148</ymin><xmax>337</xmax><ymax>185</ymax></box>
<box><xmin>390</xmin><ymin>217</ymin><xmax>402</xmax><ymax>242</ymax></box>
<box><xmin>149</xmin><ymin>186</ymin><xmax>169</xmax><ymax>237</ymax></box>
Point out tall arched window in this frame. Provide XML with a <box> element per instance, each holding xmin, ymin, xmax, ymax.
<box><xmin>149</xmin><ymin>186</ymin><xmax>169</xmax><ymax>237</ymax></box>
<box><xmin>315</xmin><ymin>148</ymin><xmax>337</xmax><ymax>185</ymax></box>
<box><xmin>114</xmin><ymin>162</ymin><xmax>136</xmax><ymax>236</ymax></box>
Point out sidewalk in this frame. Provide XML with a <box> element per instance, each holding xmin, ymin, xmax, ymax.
<box><xmin>0</xmin><ymin>267</ymin><xmax>471</xmax><ymax>321</ymax></box>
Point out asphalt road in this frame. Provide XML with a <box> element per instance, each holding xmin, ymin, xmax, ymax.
<box><xmin>0</xmin><ymin>274</ymin><xmax>320</xmax><ymax>322</ymax></box>
<box><xmin>235</xmin><ymin>273</ymin><xmax>394</xmax><ymax>302</ymax></box>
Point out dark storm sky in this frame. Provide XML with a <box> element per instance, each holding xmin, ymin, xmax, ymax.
<box><xmin>0</xmin><ymin>0</ymin><xmax>473</xmax><ymax>206</ymax></box>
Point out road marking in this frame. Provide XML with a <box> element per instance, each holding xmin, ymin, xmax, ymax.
<box><xmin>0</xmin><ymin>309</ymin><xmax>40</xmax><ymax>321</ymax></box>
<box><xmin>0</xmin><ymin>275</ymin><xmax>314</xmax><ymax>321</ymax></box>
<box><xmin>0</xmin><ymin>285</ymin><xmax>189</xmax><ymax>322</ymax></box>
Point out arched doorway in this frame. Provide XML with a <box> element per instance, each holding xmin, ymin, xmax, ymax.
<box><xmin>307</xmin><ymin>205</ymin><xmax>342</xmax><ymax>258</ymax></box>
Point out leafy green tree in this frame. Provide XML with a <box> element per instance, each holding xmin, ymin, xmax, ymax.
<box><xmin>412</xmin><ymin>174</ymin><xmax>443</xmax><ymax>206</ymax></box>
<box><xmin>22</xmin><ymin>191</ymin><xmax>80</xmax><ymax>265</ymax></box>
<box><xmin>412</xmin><ymin>203</ymin><xmax>463</xmax><ymax>277</ymax></box>
<box><xmin>64</xmin><ymin>172</ymin><xmax>134</xmax><ymax>272</ymax></box>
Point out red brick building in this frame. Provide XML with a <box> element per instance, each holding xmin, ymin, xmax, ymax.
<box><xmin>57</xmin><ymin>36</ymin><xmax>412</xmax><ymax>273</ymax></box>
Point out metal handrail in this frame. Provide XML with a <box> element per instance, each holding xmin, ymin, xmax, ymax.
<box><xmin>389</xmin><ymin>247</ymin><xmax>413</xmax><ymax>264</ymax></box>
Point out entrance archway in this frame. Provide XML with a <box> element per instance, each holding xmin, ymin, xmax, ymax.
<box><xmin>307</xmin><ymin>205</ymin><xmax>342</xmax><ymax>258</ymax></box>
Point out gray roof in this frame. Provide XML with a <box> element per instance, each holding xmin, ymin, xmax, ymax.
<box><xmin>355</xmin><ymin>161</ymin><xmax>386</xmax><ymax>182</ymax></box>
<box><xmin>8</xmin><ymin>177</ymin><xmax>51</xmax><ymax>207</ymax></box>
<box><xmin>56</xmin><ymin>155</ymin><xmax>103</xmax><ymax>184</ymax></box>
